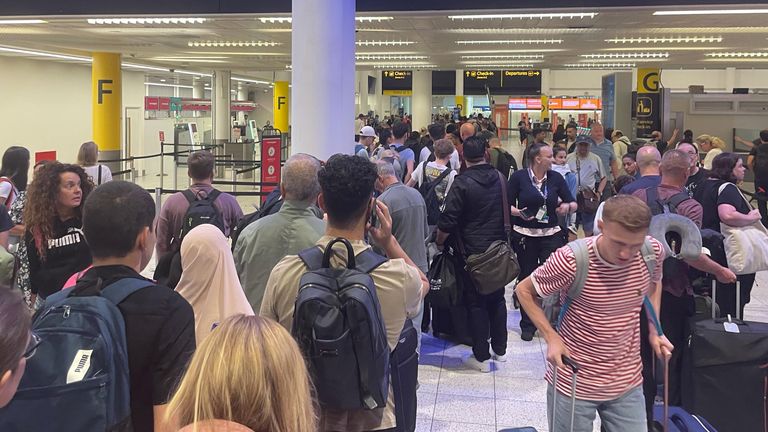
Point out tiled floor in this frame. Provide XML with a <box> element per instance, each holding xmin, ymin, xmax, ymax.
<box><xmin>415</xmin><ymin>272</ymin><xmax>768</xmax><ymax>432</ymax></box>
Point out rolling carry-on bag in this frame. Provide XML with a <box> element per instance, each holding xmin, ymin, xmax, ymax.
<box><xmin>391</xmin><ymin>320</ymin><xmax>418</xmax><ymax>432</ymax></box>
<box><xmin>654</xmin><ymin>354</ymin><xmax>718</xmax><ymax>432</ymax></box>
<box><xmin>682</xmin><ymin>280</ymin><xmax>768</xmax><ymax>432</ymax></box>
<box><xmin>498</xmin><ymin>356</ymin><xmax>581</xmax><ymax>432</ymax></box>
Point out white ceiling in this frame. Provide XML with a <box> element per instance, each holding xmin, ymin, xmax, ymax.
<box><xmin>1</xmin><ymin>5</ymin><xmax>767</xmax><ymax>85</ymax></box>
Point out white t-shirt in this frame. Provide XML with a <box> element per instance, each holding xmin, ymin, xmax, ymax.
<box><xmin>83</xmin><ymin>164</ymin><xmax>113</xmax><ymax>186</ymax></box>
<box><xmin>0</xmin><ymin>178</ymin><xmax>17</xmax><ymax>208</ymax></box>
<box><xmin>411</xmin><ymin>161</ymin><xmax>456</xmax><ymax>203</ymax></box>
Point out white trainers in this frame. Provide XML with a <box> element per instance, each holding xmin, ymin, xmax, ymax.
<box><xmin>491</xmin><ymin>349</ymin><xmax>507</xmax><ymax>363</ymax></box>
<box><xmin>463</xmin><ymin>355</ymin><xmax>492</xmax><ymax>373</ymax></box>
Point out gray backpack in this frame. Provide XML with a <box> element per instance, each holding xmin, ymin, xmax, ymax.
<box><xmin>293</xmin><ymin>238</ymin><xmax>391</xmax><ymax>410</ymax></box>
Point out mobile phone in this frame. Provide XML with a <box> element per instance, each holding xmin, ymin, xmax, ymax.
<box><xmin>520</xmin><ymin>207</ymin><xmax>535</xmax><ymax>219</ymax></box>
<box><xmin>369</xmin><ymin>198</ymin><xmax>378</xmax><ymax>227</ymax></box>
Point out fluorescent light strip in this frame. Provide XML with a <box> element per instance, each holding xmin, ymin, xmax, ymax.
<box><xmin>0</xmin><ymin>45</ymin><xmax>91</xmax><ymax>62</ymax></box>
<box><xmin>605</xmin><ymin>36</ymin><xmax>722</xmax><ymax>43</ymax></box>
<box><xmin>356</xmin><ymin>54</ymin><xmax>428</xmax><ymax>60</ymax></box>
<box><xmin>582</xmin><ymin>58</ymin><xmax>667</xmax><ymax>63</ymax></box>
<box><xmin>175</xmin><ymin>69</ymin><xmax>213</xmax><ymax>77</ymax></box>
<box><xmin>463</xmin><ymin>64</ymin><xmax>535</xmax><ymax>68</ymax></box>
<box><xmin>364</xmin><ymin>63</ymin><xmax>437</xmax><ymax>68</ymax></box>
<box><xmin>232</xmin><ymin>77</ymin><xmax>272</xmax><ymax>85</ymax></box>
<box><xmin>461</xmin><ymin>60</ymin><xmax>543</xmax><ymax>65</ymax></box>
<box><xmin>448</xmin><ymin>13</ymin><xmax>598</xmax><ymax>20</ymax></box>
<box><xmin>122</xmin><ymin>62</ymin><xmax>168</xmax><ymax>72</ymax></box>
<box><xmin>564</xmin><ymin>63</ymin><xmax>636</xmax><ymax>68</ymax></box>
<box><xmin>704</xmin><ymin>58</ymin><xmax>768</xmax><ymax>62</ymax></box>
<box><xmin>0</xmin><ymin>19</ymin><xmax>47</xmax><ymax>24</ymax></box>
<box><xmin>706</xmin><ymin>52</ymin><xmax>768</xmax><ymax>58</ymax></box>
<box><xmin>188</xmin><ymin>40</ymin><xmax>281</xmax><ymax>47</ymax></box>
<box><xmin>258</xmin><ymin>16</ymin><xmax>393</xmax><ymax>23</ymax></box>
<box><xmin>87</xmin><ymin>17</ymin><xmax>206</xmax><ymax>25</ymax></box>
<box><xmin>448</xmin><ymin>27</ymin><xmax>600</xmax><ymax>34</ymax></box>
<box><xmin>603</xmin><ymin>47</ymin><xmax>722</xmax><ymax>51</ymax></box>
<box><xmin>653</xmin><ymin>9</ymin><xmax>768</xmax><ymax>16</ymax></box>
<box><xmin>145</xmin><ymin>82</ymin><xmax>194</xmax><ymax>89</ymax></box>
<box><xmin>356</xmin><ymin>41</ymin><xmax>415</xmax><ymax>46</ymax></box>
<box><xmin>457</xmin><ymin>39</ymin><xmax>562</xmax><ymax>45</ymax></box>
<box><xmin>582</xmin><ymin>52</ymin><xmax>669</xmax><ymax>59</ymax></box>
<box><xmin>461</xmin><ymin>54</ymin><xmax>544</xmax><ymax>59</ymax></box>
<box><xmin>456</xmin><ymin>49</ymin><xmax>565</xmax><ymax>54</ymax></box>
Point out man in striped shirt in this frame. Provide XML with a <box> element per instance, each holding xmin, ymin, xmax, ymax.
<box><xmin>516</xmin><ymin>195</ymin><xmax>673</xmax><ymax>432</ymax></box>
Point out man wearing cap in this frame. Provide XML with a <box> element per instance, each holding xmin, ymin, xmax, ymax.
<box><xmin>356</xmin><ymin>126</ymin><xmax>377</xmax><ymax>159</ymax></box>
<box><xmin>566</xmin><ymin>139</ymin><xmax>607</xmax><ymax>236</ymax></box>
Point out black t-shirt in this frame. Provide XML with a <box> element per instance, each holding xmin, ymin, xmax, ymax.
<box><xmin>749</xmin><ymin>142</ymin><xmax>768</xmax><ymax>180</ymax></box>
<box><xmin>693</xmin><ymin>179</ymin><xmax>751</xmax><ymax>232</ymax></box>
<box><xmin>685</xmin><ymin>168</ymin><xmax>709</xmax><ymax>197</ymax></box>
<box><xmin>25</xmin><ymin>217</ymin><xmax>92</xmax><ymax>297</ymax></box>
<box><xmin>74</xmin><ymin>265</ymin><xmax>196</xmax><ymax>432</ymax></box>
<box><xmin>0</xmin><ymin>205</ymin><xmax>12</xmax><ymax>232</ymax></box>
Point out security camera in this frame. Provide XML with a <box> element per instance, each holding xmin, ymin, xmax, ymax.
<box><xmin>169</xmin><ymin>68</ymin><xmax>175</xmax><ymax>73</ymax></box>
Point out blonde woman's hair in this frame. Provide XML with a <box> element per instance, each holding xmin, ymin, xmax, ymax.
<box><xmin>695</xmin><ymin>134</ymin><xmax>712</xmax><ymax>147</ymax></box>
<box><xmin>77</xmin><ymin>141</ymin><xmax>99</xmax><ymax>166</ymax></box>
<box><xmin>166</xmin><ymin>315</ymin><xmax>317</xmax><ymax>432</ymax></box>
<box><xmin>710</xmin><ymin>136</ymin><xmax>726</xmax><ymax>150</ymax></box>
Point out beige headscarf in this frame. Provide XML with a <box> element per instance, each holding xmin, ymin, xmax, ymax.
<box><xmin>176</xmin><ymin>224</ymin><xmax>254</xmax><ymax>343</ymax></box>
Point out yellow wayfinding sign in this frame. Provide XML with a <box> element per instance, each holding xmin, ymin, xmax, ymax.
<box><xmin>273</xmin><ymin>81</ymin><xmax>289</xmax><ymax>132</ymax></box>
<box><xmin>541</xmin><ymin>95</ymin><xmax>550</xmax><ymax>120</ymax></box>
<box><xmin>92</xmin><ymin>53</ymin><xmax>122</xmax><ymax>152</ymax></box>
<box><xmin>637</xmin><ymin>68</ymin><xmax>660</xmax><ymax>94</ymax></box>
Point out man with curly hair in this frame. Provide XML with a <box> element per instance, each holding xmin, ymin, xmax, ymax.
<box><xmin>260</xmin><ymin>154</ymin><xmax>428</xmax><ymax>432</ymax></box>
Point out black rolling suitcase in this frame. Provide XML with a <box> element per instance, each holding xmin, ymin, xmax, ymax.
<box><xmin>431</xmin><ymin>305</ymin><xmax>473</xmax><ymax>346</ymax></box>
<box><xmin>682</xmin><ymin>280</ymin><xmax>768</xmax><ymax>432</ymax></box>
<box><xmin>391</xmin><ymin>320</ymin><xmax>418</xmax><ymax>432</ymax></box>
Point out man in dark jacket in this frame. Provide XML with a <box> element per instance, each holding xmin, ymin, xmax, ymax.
<box><xmin>436</xmin><ymin>135</ymin><xmax>508</xmax><ymax>372</ymax></box>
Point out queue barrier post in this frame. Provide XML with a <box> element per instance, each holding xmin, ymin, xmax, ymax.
<box><xmin>154</xmin><ymin>188</ymin><xmax>162</xmax><ymax>217</ymax></box>
<box><xmin>172</xmin><ymin>152</ymin><xmax>178</xmax><ymax>191</ymax></box>
<box><xmin>159</xmin><ymin>143</ymin><xmax>165</xmax><ymax>191</ymax></box>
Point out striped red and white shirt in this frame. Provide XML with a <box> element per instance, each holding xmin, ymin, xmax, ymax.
<box><xmin>531</xmin><ymin>235</ymin><xmax>664</xmax><ymax>401</ymax></box>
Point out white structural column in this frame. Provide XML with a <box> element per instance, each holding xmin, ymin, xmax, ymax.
<box><xmin>237</xmin><ymin>83</ymin><xmax>248</xmax><ymax>101</ymax></box>
<box><xmin>212</xmin><ymin>69</ymin><xmax>232</xmax><ymax>143</ymax></box>
<box><xmin>192</xmin><ymin>79</ymin><xmax>205</xmax><ymax>99</ymax></box>
<box><xmin>292</xmin><ymin>0</ymin><xmax>355</xmax><ymax>158</ymax></box>
<box><xmin>541</xmin><ymin>68</ymin><xmax>551</xmax><ymax>95</ymax></box>
<box><xmin>412</xmin><ymin>70</ymin><xmax>432</xmax><ymax>129</ymax></box>
<box><xmin>725</xmin><ymin>67</ymin><xmax>736</xmax><ymax>92</ymax></box>
<box><xmin>356</xmin><ymin>71</ymin><xmax>369</xmax><ymax>116</ymax></box>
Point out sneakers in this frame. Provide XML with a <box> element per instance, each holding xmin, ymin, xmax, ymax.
<box><xmin>521</xmin><ymin>329</ymin><xmax>535</xmax><ymax>341</ymax></box>
<box><xmin>463</xmin><ymin>355</ymin><xmax>492</xmax><ymax>373</ymax></box>
<box><xmin>491</xmin><ymin>348</ymin><xmax>507</xmax><ymax>362</ymax></box>
<box><xmin>568</xmin><ymin>225</ymin><xmax>579</xmax><ymax>236</ymax></box>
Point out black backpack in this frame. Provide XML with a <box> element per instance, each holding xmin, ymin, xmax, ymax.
<box><xmin>417</xmin><ymin>161</ymin><xmax>452</xmax><ymax>225</ymax></box>
<box><xmin>413</xmin><ymin>137</ymin><xmax>434</xmax><ymax>165</ymax></box>
<box><xmin>754</xmin><ymin>143</ymin><xmax>768</xmax><ymax>176</ymax></box>
<box><xmin>491</xmin><ymin>148</ymin><xmax>518</xmax><ymax>180</ymax></box>
<box><xmin>229</xmin><ymin>189</ymin><xmax>283</xmax><ymax>252</ymax></box>
<box><xmin>293</xmin><ymin>238</ymin><xmax>390</xmax><ymax>410</ymax></box>
<box><xmin>154</xmin><ymin>189</ymin><xmax>224</xmax><ymax>289</ymax></box>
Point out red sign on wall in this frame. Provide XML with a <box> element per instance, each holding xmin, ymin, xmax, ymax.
<box><xmin>35</xmin><ymin>151</ymin><xmax>57</xmax><ymax>163</ymax></box>
<box><xmin>260</xmin><ymin>136</ymin><xmax>282</xmax><ymax>194</ymax></box>
<box><xmin>145</xmin><ymin>96</ymin><xmax>159</xmax><ymax>110</ymax></box>
<box><xmin>158</xmin><ymin>97</ymin><xmax>171</xmax><ymax>111</ymax></box>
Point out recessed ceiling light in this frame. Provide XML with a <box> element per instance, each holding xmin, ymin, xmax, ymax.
<box><xmin>355</xmin><ymin>16</ymin><xmax>394</xmax><ymax>22</ymax></box>
<box><xmin>457</xmin><ymin>39</ymin><xmax>563</xmax><ymax>45</ymax></box>
<box><xmin>174</xmin><ymin>69</ymin><xmax>213</xmax><ymax>77</ymax></box>
<box><xmin>456</xmin><ymin>49</ymin><xmax>565</xmax><ymax>54</ymax></box>
<box><xmin>356</xmin><ymin>54</ymin><xmax>428</xmax><ymax>60</ymax></box>
<box><xmin>463</xmin><ymin>63</ymin><xmax>536</xmax><ymax>68</ymax></box>
<box><xmin>365</xmin><ymin>63</ymin><xmax>437</xmax><ymax>69</ymax></box>
<box><xmin>188</xmin><ymin>40</ymin><xmax>281</xmax><ymax>48</ymax></box>
<box><xmin>145</xmin><ymin>82</ymin><xmax>193</xmax><ymax>89</ymax></box>
<box><xmin>232</xmin><ymin>77</ymin><xmax>272</xmax><ymax>85</ymax></box>
<box><xmin>122</xmin><ymin>63</ymin><xmax>169</xmax><ymax>72</ymax></box>
<box><xmin>87</xmin><ymin>17</ymin><xmax>206</xmax><ymax>25</ymax></box>
<box><xmin>356</xmin><ymin>40</ymin><xmax>415</xmax><ymax>46</ymax></box>
<box><xmin>461</xmin><ymin>59</ymin><xmax>543</xmax><ymax>65</ymax></box>
<box><xmin>705</xmin><ymin>52</ymin><xmax>768</xmax><ymax>58</ymax></box>
<box><xmin>0</xmin><ymin>19</ymin><xmax>47</xmax><ymax>24</ymax></box>
<box><xmin>461</xmin><ymin>54</ymin><xmax>545</xmax><ymax>59</ymax></box>
<box><xmin>605</xmin><ymin>36</ymin><xmax>722</xmax><ymax>43</ymax></box>
<box><xmin>603</xmin><ymin>47</ymin><xmax>722</xmax><ymax>51</ymax></box>
<box><xmin>447</xmin><ymin>27</ymin><xmax>600</xmax><ymax>34</ymax></box>
<box><xmin>448</xmin><ymin>13</ymin><xmax>598</xmax><ymax>20</ymax></box>
<box><xmin>258</xmin><ymin>16</ymin><xmax>393</xmax><ymax>23</ymax></box>
<box><xmin>0</xmin><ymin>45</ymin><xmax>91</xmax><ymax>62</ymax></box>
<box><xmin>653</xmin><ymin>9</ymin><xmax>768</xmax><ymax>16</ymax></box>
<box><xmin>582</xmin><ymin>52</ymin><xmax>669</xmax><ymax>59</ymax></box>
<box><xmin>160</xmin><ymin>79</ymin><xmax>166</xmax><ymax>82</ymax></box>
<box><xmin>564</xmin><ymin>63</ymin><xmax>636</xmax><ymax>68</ymax></box>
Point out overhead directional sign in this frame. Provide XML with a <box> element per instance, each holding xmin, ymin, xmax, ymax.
<box><xmin>382</xmin><ymin>70</ymin><xmax>413</xmax><ymax>95</ymax></box>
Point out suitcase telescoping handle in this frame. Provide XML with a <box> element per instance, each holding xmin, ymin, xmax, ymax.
<box><xmin>551</xmin><ymin>355</ymin><xmax>581</xmax><ymax>432</ymax></box>
<box><xmin>711</xmin><ymin>279</ymin><xmax>741</xmax><ymax>321</ymax></box>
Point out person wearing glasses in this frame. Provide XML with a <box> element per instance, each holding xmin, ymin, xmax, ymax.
<box><xmin>0</xmin><ymin>288</ymin><xmax>34</xmax><ymax>408</ymax></box>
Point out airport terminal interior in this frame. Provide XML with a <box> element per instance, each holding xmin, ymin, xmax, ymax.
<box><xmin>2</xmin><ymin>1</ymin><xmax>768</xmax><ymax>431</ymax></box>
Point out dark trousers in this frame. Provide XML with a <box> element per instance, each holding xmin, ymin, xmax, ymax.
<box><xmin>640</xmin><ymin>291</ymin><xmax>694</xmax><ymax>423</ymax></box>
<box><xmin>756</xmin><ymin>177</ymin><xmax>768</xmax><ymax>228</ymax></box>
<box><xmin>462</xmin><ymin>271</ymin><xmax>507</xmax><ymax>362</ymax></box>
<box><xmin>512</xmin><ymin>231</ymin><xmax>566</xmax><ymax>333</ymax></box>
<box><xmin>715</xmin><ymin>273</ymin><xmax>755</xmax><ymax>319</ymax></box>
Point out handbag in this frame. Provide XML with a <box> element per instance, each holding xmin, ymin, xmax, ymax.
<box><xmin>718</xmin><ymin>183</ymin><xmax>768</xmax><ymax>275</ymax></box>
<box><xmin>426</xmin><ymin>248</ymin><xmax>461</xmax><ymax>308</ymax></box>
<box><xmin>459</xmin><ymin>171</ymin><xmax>520</xmax><ymax>295</ymax></box>
<box><xmin>575</xmin><ymin>156</ymin><xmax>600</xmax><ymax>214</ymax></box>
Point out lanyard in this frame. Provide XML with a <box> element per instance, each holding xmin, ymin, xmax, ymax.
<box><xmin>528</xmin><ymin>169</ymin><xmax>548</xmax><ymax>199</ymax></box>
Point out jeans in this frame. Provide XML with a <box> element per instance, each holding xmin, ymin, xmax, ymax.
<box><xmin>576</xmin><ymin>211</ymin><xmax>597</xmax><ymax>235</ymax></box>
<box><xmin>640</xmin><ymin>292</ymin><xmax>694</xmax><ymax>422</ymax></box>
<box><xmin>547</xmin><ymin>384</ymin><xmax>647</xmax><ymax>432</ymax></box>
<box><xmin>462</xmin><ymin>271</ymin><xmax>507</xmax><ymax>362</ymax></box>
<box><xmin>512</xmin><ymin>231</ymin><xmax>566</xmax><ymax>333</ymax></box>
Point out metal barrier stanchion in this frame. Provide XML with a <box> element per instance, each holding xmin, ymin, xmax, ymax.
<box><xmin>231</xmin><ymin>161</ymin><xmax>237</xmax><ymax>193</ymax></box>
<box><xmin>159</xmin><ymin>144</ymin><xmax>165</xmax><ymax>191</ymax></box>
<box><xmin>172</xmin><ymin>153</ymin><xmax>178</xmax><ymax>191</ymax></box>
<box><xmin>154</xmin><ymin>187</ymin><xmax>162</xmax><ymax>217</ymax></box>
<box><xmin>130</xmin><ymin>158</ymin><xmax>136</xmax><ymax>183</ymax></box>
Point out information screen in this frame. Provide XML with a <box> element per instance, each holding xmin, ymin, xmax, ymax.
<box><xmin>499</xmin><ymin>70</ymin><xmax>542</xmax><ymax>95</ymax></box>
<box><xmin>463</xmin><ymin>70</ymin><xmax>501</xmax><ymax>95</ymax></box>
<box><xmin>432</xmin><ymin>70</ymin><xmax>456</xmax><ymax>95</ymax></box>
<box><xmin>381</xmin><ymin>70</ymin><xmax>412</xmax><ymax>95</ymax></box>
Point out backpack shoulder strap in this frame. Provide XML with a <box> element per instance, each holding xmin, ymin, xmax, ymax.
<box><xmin>665</xmin><ymin>191</ymin><xmax>692</xmax><ymax>213</ymax></box>
<box><xmin>556</xmin><ymin>238</ymin><xmax>590</xmax><ymax>330</ymax></box>
<box><xmin>298</xmin><ymin>246</ymin><xmax>324</xmax><ymax>271</ymax></box>
<box><xmin>181</xmin><ymin>189</ymin><xmax>197</xmax><ymax>204</ymax></box>
<box><xmin>644</xmin><ymin>186</ymin><xmax>664</xmax><ymax>215</ymax></box>
<box><xmin>101</xmin><ymin>278</ymin><xmax>156</xmax><ymax>305</ymax></box>
<box><xmin>355</xmin><ymin>249</ymin><xmax>388</xmax><ymax>274</ymax></box>
<box><xmin>428</xmin><ymin>165</ymin><xmax>452</xmax><ymax>190</ymax></box>
<box><xmin>207</xmin><ymin>189</ymin><xmax>222</xmax><ymax>201</ymax></box>
<box><xmin>640</xmin><ymin>237</ymin><xmax>657</xmax><ymax>281</ymax></box>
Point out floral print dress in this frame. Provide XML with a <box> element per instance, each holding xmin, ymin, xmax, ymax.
<box><xmin>9</xmin><ymin>191</ymin><xmax>33</xmax><ymax>308</ymax></box>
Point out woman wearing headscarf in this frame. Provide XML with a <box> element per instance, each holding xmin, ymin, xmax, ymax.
<box><xmin>175</xmin><ymin>224</ymin><xmax>254</xmax><ymax>343</ymax></box>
